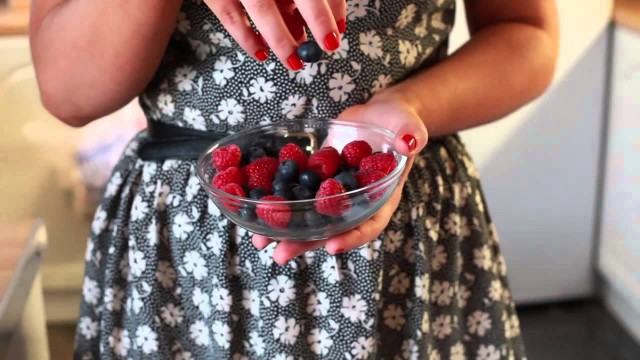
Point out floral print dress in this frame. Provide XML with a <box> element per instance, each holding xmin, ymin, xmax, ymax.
<box><xmin>75</xmin><ymin>0</ymin><xmax>527</xmax><ymax>359</ymax></box>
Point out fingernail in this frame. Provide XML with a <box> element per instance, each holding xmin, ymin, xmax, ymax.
<box><xmin>324</xmin><ymin>32</ymin><xmax>340</xmax><ymax>51</ymax></box>
<box><xmin>255</xmin><ymin>49</ymin><xmax>269</xmax><ymax>62</ymax></box>
<box><xmin>332</xmin><ymin>248</ymin><xmax>345</xmax><ymax>255</ymax></box>
<box><xmin>337</xmin><ymin>19</ymin><xmax>346</xmax><ymax>34</ymax></box>
<box><xmin>402</xmin><ymin>134</ymin><xmax>417</xmax><ymax>152</ymax></box>
<box><xmin>287</xmin><ymin>52</ymin><xmax>304</xmax><ymax>71</ymax></box>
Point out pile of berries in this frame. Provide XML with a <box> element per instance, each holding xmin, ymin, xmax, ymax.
<box><xmin>210</xmin><ymin>140</ymin><xmax>397</xmax><ymax>229</ymax></box>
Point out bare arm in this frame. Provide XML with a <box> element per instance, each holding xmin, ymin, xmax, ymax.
<box><xmin>386</xmin><ymin>0</ymin><xmax>559</xmax><ymax>137</ymax></box>
<box><xmin>30</xmin><ymin>0</ymin><xmax>183</xmax><ymax>126</ymax></box>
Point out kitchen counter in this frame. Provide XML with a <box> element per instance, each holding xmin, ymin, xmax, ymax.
<box><xmin>0</xmin><ymin>0</ymin><xmax>30</xmax><ymax>35</ymax></box>
<box><xmin>615</xmin><ymin>0</ymin><xmax>640</xmax><ymax>32</ymax></box>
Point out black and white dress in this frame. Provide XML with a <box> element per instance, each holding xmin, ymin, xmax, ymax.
<box><xmin>75</xmin><ymin>0</ymin><xmax>527</xmax><ymax>359</ymax></box>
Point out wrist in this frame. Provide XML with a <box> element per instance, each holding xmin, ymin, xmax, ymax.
<box><xmin>372</xmin><ymin>85</ymin><xmax>424</xmax><ymax>119</ymax></box>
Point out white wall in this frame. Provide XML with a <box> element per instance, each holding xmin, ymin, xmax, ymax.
<box><xmin>598</xmin><ymin>25</ymin><xmax>640</xmax><ymax>342</ymax></box>
<box><xmin>449</xmin><ymin>0</ymin><xmax>613</xmax><ymax>303</ymax></box>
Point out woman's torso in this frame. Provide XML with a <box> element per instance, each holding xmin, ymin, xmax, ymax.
<box><xmin>139</xmin><ymin>0</ymin><xmax>456</xmax><ymax>133</ymax></box>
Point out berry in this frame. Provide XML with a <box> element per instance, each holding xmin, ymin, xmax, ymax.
<box><xmin>305</xmin><ymin>210</ymin><xmax>328</xmax><ymax>227</ymax></box>
<box><xmin>288</xmin><ymin>212</ymin><xmax>307</xmax><ymax>229</ymax></box>
<box><xmin>297</xmin><ymin>41</ymin><xmax>324</xmax><ymax>63</ymax></box>
<box><xmin>292</xmin><ymin>184</ymin><xmax>314</xmax><ymax>200</ymax></box>
<box><xmin>308</xmin><ymin>147</ymin><xmax>341</xmax><ymax>180</ymax></box>
<box><xmin>355</xmin><ymin>169</ymin><xmax>386</xmax><ymax>188</ymax></box>
<box><xmin>272</xmin><ymin>178</ymin><xmax>292</xmax><ymax>193</ymax></box>
<box><xmin>279</xmin><ymin>143</ymin><xmax>308</xmax><ymax>171</ymax></box>
<box><xmin>243</xmin><ymin>146</ymin><xmax>267</xmax><ymax>164</ymax></box>
<box><xmin>356</xmin><ymin>169</ymin><xmax>387</xmax><ymax>201</ymax></box>
<box><xmin>315</xmin><ymin>179</ymin><xmax>351</xmax><ymax>216</ymax></box>
<box><xmin>212</xmin><ymin>145</ymin><xmax>242</xmax><ymax>171</ymax></box>
<box><xmin>360</xmin><ymin>153</ymin><xmax>397</xmax><ymax>175</ymax></box>
<box><xmin>256</xmin><ymin>195</ymin><xmax>291</xmax><ymax>228</ymax></box>
<box><xmin>239</xmin><ymin>207</ymin><xmax>257</xmax><ymax>221</ymax></box>
<box><xmin>219</xmin><ymin>183</ymin><xmax>246</xmax><ymax>212</ymax></box>
<box><xmin>299</xmin><ymin>170</ymin><xmax>322</xmax><ymax>191</ymax></box>
<box><xmin>248</xmin><ymin>176</ymin><xmax>273</xmax><ymax>193</ymax></box>
<box><xmin>334</xmin><ymin>171</ymin><xmax>358</xmax><ymax>191</ymax></box>
<box><xmin>274</xmin><ymin>188</ymin><xmax>296</xmax><ymax>201</ymax></box>
<box><xmin>249</xmin><ymin>188</ymin><xmax>268</xmax><ymax>200</ymax></box>
<box><xmin>212</xmin><ymin>167</ymin><xmax>245</xmax><ymax>189</ymax></box>
<box><xmin>244</xmin><ymin>157</ymin><xmax>279</xmax><ymax>179</ymax></box>
<box><xmin>341</xmin><ymin>140</ymin><xmax>373</xmax><ymax>168</ymax></box>
<box><xmin>276</xmin><ymin>159</ymin><xmax>299</xmax><ymax>182</ymax></box>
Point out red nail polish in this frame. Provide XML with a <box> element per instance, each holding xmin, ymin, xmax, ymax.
<box><xmin>402</xmin><ymin>134</ymin><xmax>417</xmax><ymax>152</ymax></box>
<box><xmin>287</xmin><ymin>52</ymin><xmax>304</xmax><ymax>71</ymax></box>
<box><xmin>337</xmin><ymin>19</ymin><xmax>346</xmax><ymax>34</ymax></box>
<box><xmin>333</xmin><ymin>248</ymin><xmax>345</xmax><ymax>255</ymax></box>
<box><xmin>324</xmin><ymin>32</ymin><xmax>340</xmax><ymax>51</ymax></box>
<box><xmin>255</xmin><ymin>49</ymin><xmax>269</xmax><ymax>62</ymax></box>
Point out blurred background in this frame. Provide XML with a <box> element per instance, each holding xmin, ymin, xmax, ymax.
<box><xmin>0</xmin><ymin>0</ymin><xmax>638</xmax><ymax>359</ymax></box>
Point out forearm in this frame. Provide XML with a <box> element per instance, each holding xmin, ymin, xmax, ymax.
<box><xmin>391</xmin><ymin>22</ymin><xmax>558</xmax><ymax>137</ymax></box>
<box><xmin>30</xmin><ymin>0</ymin><xmax>182</xmax><ymax>126</ymax></box>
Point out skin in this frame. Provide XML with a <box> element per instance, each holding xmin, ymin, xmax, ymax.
<box><xmin>30</xmin><ymin>0</ymin><xmax>559</xmax><ymax>265</ymax></box>
<box><xmin>253</xmin><ymin>0</ymin><xmax>560</xmax><ymax>264</ymax></box>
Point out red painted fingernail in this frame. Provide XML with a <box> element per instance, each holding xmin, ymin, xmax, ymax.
<box><xmin>333</xmin><ymin>248</ymin><xmax>345</xmax><ymax>255</ymax></box>
<box><xmin>255</xmin><ymin>49</ymin><xmax>269</xmax><ymax>62</ymax></box>
<box><xmin>337</xmin><ymin>19</ymin><xmax>346</xmax><ymax>34</ymax></box>
<box><xmin>324</xmin><ymin>32</ymin><xmax>340</xmax><ymax>51</ymax></box>
<box><xmin>402</xmin><ymin>134</ymin><xmax>417</xmax><ymax>152</ymax></box>
<box><xmin>287</xmin><ymin>52</ymin><xmax>304</xmax><ymax>71</ymax></box>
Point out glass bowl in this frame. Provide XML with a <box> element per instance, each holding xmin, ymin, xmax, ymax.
<box><xmin>195</xmin><ymin>118</ymin><xmax>407</xmax><ymax>241</ymax></box>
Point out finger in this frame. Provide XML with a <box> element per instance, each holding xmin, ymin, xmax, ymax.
<box><xmin>206</xmin><ymin>0</ymin><xmax>270</xmax><ymax>62</ymax></box>
<box><xmin>327</xmin><ymin>0</ymin><xmax>347</xmax><ymax>34</ymax></box>
<box><xmin>394</xmin><ymin>124</ymin><xmax>428</xmax><ymax>157</ymax></box>
<box><xmin>273</xmin><ymin>240</ymin><xmax>327</xmax><ymax>265</ymax></box>
<box><xmin>252</xmin><ymin>234</ymin><xmax>274</xmax><ymax>250</ymax></box>
<box><xmin>294</xmin><ymin>0</ymin><xmax>341</xmax><ymax>52</ymax></box>
<box><xmin>242</xmin><ymin>0</ymin><xmax>304</xmax><ymax>71</ymax></box>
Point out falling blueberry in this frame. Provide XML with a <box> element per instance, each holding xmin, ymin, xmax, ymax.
<box><xmin>299</xmin><ymin>170</ymin><xmax>321</xmax><ymax>191</ymax></box>
<box><xmin>297</xmin><ymin>41</ymin><xmax>324</xmax><ymax>63</ymax></box>
<box><xmin>292</xmin><ymin>184</ymin><xmax>314</xmax><ymax>200</ymax></box>
<box><xmin>334</xmin><ymin>171</ymin><xmax>358</xmax><ymax>191</ymax></box>
<box><xmin>277</xmin><ymin>160</ymin><xmax>299</xmax><ymax>182</ymax></box>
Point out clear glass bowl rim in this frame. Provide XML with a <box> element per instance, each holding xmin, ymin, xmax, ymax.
<box><xmin>195</xmin><ymin>118</ymin><xmax>408</xmax><ymax>205</ymax></box>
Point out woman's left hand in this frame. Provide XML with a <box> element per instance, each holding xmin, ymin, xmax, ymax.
<box><xmin>252</xmin><ymin>91</ymin><xmax>429</xmax><ymax>265</ymax></box>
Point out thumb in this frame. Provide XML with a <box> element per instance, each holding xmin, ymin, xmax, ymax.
<box><xmin>392</xmin><ymin>117</ymin><xmax>428</xmax><ymax>157</ymax></box>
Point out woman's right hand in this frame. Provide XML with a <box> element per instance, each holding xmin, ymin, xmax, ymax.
<box><xmin>205</xmin><ymin>0</ymin><xmax>346</xmax><ymax>70</ymax></box>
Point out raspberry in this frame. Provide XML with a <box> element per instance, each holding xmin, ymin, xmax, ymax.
<box><xmin>219</xmin><ymin>183</ymin><xmax>246</xmax><ymax>212</ymax></box>
<box><xmin>360</xmin><ymin>153</ymin><xmax>397</xmax><ymax>175</ymax></box>
<box><xmin>212</xmin><ymin>167</ymin><xmax>245</xmax><ymax>189</ymax></box>
<box><xmin>308</xmin><ymin>147</ymin><xmax>341</xmax><ymax>180</ymax></box>
<box><xmin>244</xmin><ymin>157</ymin><xmax>279</xmax><ymax>179</ymax></box>
<box><xmin>256</xmin><ymin>195</ymin><xmax>291</xmax><ymax>228</ymax></box>
<box><xmin>315</xmin><ymin>179</ymin><xmax>351</xmax><ymax>216</ymax></box>
<box><xmin>356</xmin><ymin>169</ymin><xmax>387</xmax><ymax>201</ymax></box>
<box><xmin>355</xmin><ymin>169</ymin><xmax>386</xmax><ymax>188</ymax></box>
<box><xmin>212</xmin><ymin>145</ymin><xmax>242</xmax><ymax>171</ymax></box>
<box><xmin>341</xmin><ymin>140</ymin><xmax>373</xmax><ymax>168</ymax></box>
<box><xmin>279</xmin><ymin>143</ymin><xmax>308</xmax><ymax>171</ymax></box>
<box><xmin>248</xmin><ymin>176</ymin><xmax>273</xmax><ymax>193</ymax></box>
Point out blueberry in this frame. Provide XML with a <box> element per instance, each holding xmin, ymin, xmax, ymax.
<box><xmin>299</xmin><ymin>170</ymin><xmax>321</xmax><ymax>191</ymax></box>
<box><xmin>272</xmin><ymin>178</ymin><xmax>291</xmax><ymax>193</ymax></box>
<box><xmin>288</xmin><ymin>212</ymin><xmax>307</xmax><ymax>229</ymax></box>
<box><xmin>305</xmin><ymin>211</ymin><xmax>327</xmax><ymax>228</ymax></box>
<box><xmin>297</xmin><ymin>41</ymin><xmax>324</xmax><ymax>63</ymax></box>
<box><xmin>239</xmin><ymin>207</ymin><xmax>257</xmax><ymax>221</ymax></box>
<box><xmin>277</xmin><ymin>160</ymin><xmax>299</xmax><ymax>182</ymax></box>
<box><xmin>334</xmin><ymin>171</ymin><xmax>358</xmax><ymax>191</ymax></box>
<box><xmin>292</xmin><ymin>184</ymin><xmax>314</xmax><ymax>200</ymax></box>
<box><xmin>274</xmin><ymin>188</ymin><xmax>296</xmax><ymax>201</ymax></box>
<box><xmin>249</xmin><ymin>188</ymin><xmax>268</xmax><ymax>200</ymax></box>
<box><xmin>248</xmin><ymin>147</ymin><xmax>267</xmax><ymax>162</ymax></box>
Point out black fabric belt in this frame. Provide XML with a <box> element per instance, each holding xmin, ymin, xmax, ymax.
<box><xmin>138</xmin><ymin>120</ymin><xmax>227</xmax><ymax>161</ymax></box>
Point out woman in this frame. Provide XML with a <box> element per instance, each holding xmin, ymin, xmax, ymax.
<box><xmin>30</xmin><ymin>0</ymin><xmax>558</xmax><ymax>358</ymax></box>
